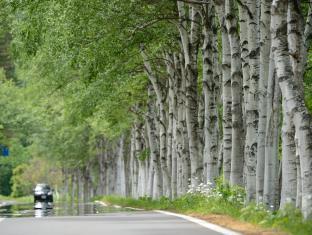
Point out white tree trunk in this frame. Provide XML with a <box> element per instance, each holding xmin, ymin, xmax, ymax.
<box><xmin>279</xmin><ymin>0</ymin><xmax>305</xmax><ymax>209</ymax></box>
<box><xmin>172</xmin><ymin>114</ymin><xmax>178</xmax><ymax>198</ymax></box>
<box><xmin>174</xmin><ymin>53</ymin><xmax>189</xmax><ymax>196</ymax></box>
<box><xmin>244</xmin><ymin>0</ymin><xmax>260</xmax><ymax>202</ymax></box>
<box><xmin>237</xmin><ymin>0</ymin><xmax>250</xmax><ymax>124</ymax></box>
<box><xmin>256</xmin><ymin>0</ymin><xmax>271</xmax><ymax>203</ymax></box>
<box><xmin>97</xmin><ymin>137</ymin><xmax>106</xmax><ymax>195</ymax></box>
<box><xmin>296</xmin><ymin>156</ymin><xmax>302</xmax><ymax>209</ymax></box>
<box><xmin>134</xmin><ymin>122</ymin><xmax>146</xmax><ymax>197</ymax></box>
<box><xmin>172</xmin><ymin>54</ymin><xmax>179</xmax><ymax>199</ymax></box>
<box><xmin>130</xmin><ymin>129</ymin><xmax>139</xmax><ymax>198</ymax></box>
<box><xmin>116</xmin><ymin>135</ymin><xmax>126</xmax><ymax>196</ymax></box>
<box><xmin>263</xmin><ymin>56</ymin><xmax>281</xmax><ymax>209</ymax></box>
<box><xmin>177</xmin><ymin>1</ymin><xmax>203</xmax><ymax>186</ymax></box>
<box><xmin>140</xmin><ymin>47</ymin><xmax>171</xmax><ymax>196</ymax></box>
<box><xmin>214</xmin><ymin>1</ymin><xmax>232</xmax><ymax>183</ymax></box>
<box><xmin>272</xmin><ymin>0</ymin><xmax>312</xmax><ymax>219</ymax></box>
<box><xmin>280</xmin><ymin>100</ymin><xmax>297</xmax><ymax>208</ymax></box>
<box><xmin>166</xmin><ymin>53</ymin><xmax>178</xmax><ymax>198</ymax></box>
<box><xmin>202</xmin><ymin>4</ymin><xmax>219</xmax><ymax>184</ymax></box>
<box><xmin>146</xmin><ymin>85</ymin><xmax>163</xmax><ymax>198</ymax></box>
<box><xmin>124</xmin><ymin>138</ymin><xmax>131</xmax><ymax>197</ymax></box>
<box><xmin>225</xmin><ymin>0</ymin><xmax>245</xmax><ymax>186</ymax></box>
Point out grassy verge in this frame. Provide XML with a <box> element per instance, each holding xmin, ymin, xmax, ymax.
<box><xmin>0</xmin><ymin>195</ymin><xmax>33</xmax><ymax>204</ymax></box>
<box><xmin>96</xmin><ymin>193</ymin><xmax>312</xmax><ymax>235</ymax></box>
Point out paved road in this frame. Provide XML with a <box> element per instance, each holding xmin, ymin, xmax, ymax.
<box><xmin>0</xmin><ymin>211</ymin><xmax>223</xmax><ymax>235</ymax></box>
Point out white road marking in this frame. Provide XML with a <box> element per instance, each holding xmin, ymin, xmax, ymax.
<box><xmin>124</xmin><ymin>207</ymin><xmax>144</xmax><ymax>211</ymax></box>
<box><xmin>0</xmin><ymin>218</ymin><xmax>5</xmax><ymax>223</ymax></box>
<box><xmin>94</xmin><ymin>201</ymin><xmax>108</xmax><ymax>207</ymax></box>
<box><xmin>95</xmin><ymin>201</ymin><xmax>144</xmax><ymax>211</ymax></box>
<box><xmin>155</xmin><ymin>210</ymin><xmax>241</xmax><ymax>235</ymax></box>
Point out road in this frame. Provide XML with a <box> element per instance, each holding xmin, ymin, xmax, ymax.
<box><xmin>0</xmin><ymin>203</ymin><xmax>238</xmax><ymax>235</ymax></box>
<box><xmin>0</xmin><ymin>211</ymin><xmax>227</xmax><ymax>235</ymax></box>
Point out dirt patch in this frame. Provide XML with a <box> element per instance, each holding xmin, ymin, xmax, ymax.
<box><xmin>188</xmin><ymin>213</ymin><xmax>287</xmax><ymax>235</ymax></box>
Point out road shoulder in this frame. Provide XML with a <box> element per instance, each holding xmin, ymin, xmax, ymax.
<box><xmin>95</xmin><ymin>200</ymin><xmax>241</xmax><ymax>235</ymax></box>
<box><xmin>155</xmin><ymin>210</ymin><xmax>241</xmax><ymax>235</ymax></box>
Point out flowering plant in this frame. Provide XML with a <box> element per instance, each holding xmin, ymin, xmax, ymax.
<box><xmin>186</xmin><ymin>177</ymin><xmax>245</xmax><ymax>205</ymax></box>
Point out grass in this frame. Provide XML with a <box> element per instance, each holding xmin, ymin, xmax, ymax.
<box><xmin>95</xmin><ymin>189</ymin><xmax>312</xmax><ymax>235</ymax></box>
<box><xmin>0</xmin><ymin>195</ymin><xmax>33</xmax><ymax>204</ymax></box>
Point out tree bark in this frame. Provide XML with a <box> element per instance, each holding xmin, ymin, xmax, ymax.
<box><xmin>146</xmin><ymin>85</ymin><xmax>163</xmax><ymax>198</ymax></box>
<box><xmin>244</xmin><ymin>0</ymin><xmax>260</xmax><ymax>202</ymax></box>
<box><xmin>202</xmin><ymin>4</ymin><xmax>219</xmax><ymax>184</ymax></box>
<box><xmin>140</xmin><ymin>47</ymin><xmax>171</xmax><ymax>196</ymax></box>
<box><xmin>116</xmin><ymin>135</ymin><xmax>126</xmax><ymax>196</ymax></box>
<box><xmin>166</xmin><ymin>53</ymin><xmax>178</xmax><ymax>198</ymax></box>
<box><xmin>174</xmin><ymin>53</ymin><xmax>190</xmax><ymax>196</ymax></box>
<box><xmin>130</xmin><ymin>128</ymin><xmax>139</xmax><ymax>198</ymax></box>
<box><xmin>177</xmin><ymin>1</ymin><xmax>203</xmax><ymax>186</ymax></box>
<box><xmin>238</xmin><ymin>0</ymin><xmax>250</xmax><ymax>124</ymax></box>
<box><xmin>97</xmin><ymin>137</ymin><xmax>106</xmax><ymax>195</ymax></box>
<box><xmin>256</xmin><ymin>0</ymin><xmax>271</xmax><ymax>204</ymax></box>
<box><xmin>272</xmin><ymin>0</ymin><xmax>312</xmax><ymax>219</ymax></box>
<box><xmin>264</xmin><ymin>56</ymin><xmax>281</xmax><ymax>209</ymax></box>
<box><xmin>225</xmin><ymin>0</ymin><xmax>245</xmax><ymax>186</ymax></box>
<box><xmin>214</xmin><ymin>1</ymin><xmax>232</xmax><ymax>183</ymax></box>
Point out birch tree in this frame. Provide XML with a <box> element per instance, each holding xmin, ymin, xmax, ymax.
<box><xmin>202</xmin><ymin>3</ymin><xmax>219</xmax><ymax>184</ymax></box>
<box><xmin>225</xmin><ymin>0</ymin><xmax>245</xmax><ymax>186</ymax></box>
<box><xmin>140</xmin><ymin>46</ymin><xmax>171</xmax><ymax>197</ymax></box>
<box><xmin>177</xmin><ymin>1</ymin><xmax>203</xmax><ymax>186</ymax></box>
<box><xmin>237</xmin><ymin>0</ymin><xmax>250</xmax><ymax>123</ymax></box>
<box><xmin>272</xmin><ymin>0</ymin><xmax>312</xmax><ymax>219</ymax></box>
<box><xmin>263</xmin><ymin>54</ymin><xmax>281</xmax><ymax>209</ymax></box>
<box><xmin>213</xmin><ymin>0</ymin><xmax>232</xmax><ymax>183</ymax></box>
<box><xmin>244</xmin><ymin>0</ymin><xmax>260</xmax><ymax>202</ymax></box>
<box><xmin>174</xmin><ymin>53</ymin><xmax>190</xmax><ymax>196</ymax></box>
<box><xmin>256</xmin><ymin>0</ymin><xmax>271</xmax><ymax>203</ymax></box>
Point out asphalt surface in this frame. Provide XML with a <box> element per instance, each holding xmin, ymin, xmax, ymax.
<box><xmin>0</xmin><ymin>211</ymin><xmax>223</xmax><ymax>235</ymax></box>
<box><xmin>0</xmin><ymin>202</ymin><xmax>233</xmax><ymax>235</ymax></box>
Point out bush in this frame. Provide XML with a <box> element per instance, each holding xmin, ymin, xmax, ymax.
<box><xmin>0</xmin><ymin>164</ymin><xmax>12</xmax><ymax>196</ymax></box>
<box><xmin>10</xmin><ymin>164</ymin><xmax>32</xmax><ymax>197</ymax></box>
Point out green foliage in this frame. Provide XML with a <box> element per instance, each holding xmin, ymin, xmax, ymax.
<box><xmin>0</xmin><ymin>0</ymin><xmax>178</xmax><ymax>189</ymax></box>
<box><xmin>240</xmin><ymin>203</ymin><xmax>271</xmax><ymax>223</ymax></box>
<box><xmin>138</xmin><ymin>148</ymin><xmax>150</xmax><ymax>161</ymax></box>
<box><xmin>10</xmin><ymin>164</ymin><xmax>32</xmax><ymax>197</ymax></box>
<box><xmin>240</xmin><ymin>203</ymin><xmax>312</xmax><ymax>235</ymax></box>
<box><xmin>214</xmin><ymin>177</ymin><xmax>245</xmax><ymax>203</ymax></box>
<box><xmin>304</xmin><ymin>48</ymin><xmax>312</xmax><ymax>113</ymax></box>
<box><xmin>0</xmin><ymin>164</ymin><xmax>13</xmax><ymax>196</ymax></box>
<box><xmin>9</xmin><ymin>157</ymin><xmax>62</xmax><ymax>198</ymax></box>
<box><xmin>304</xmin><ymin>76</ymin><xmax>312</xmax><ymax>113</ymax></box>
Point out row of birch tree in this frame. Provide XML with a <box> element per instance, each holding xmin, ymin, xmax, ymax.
<box><xmin>5</xmin><ymin>0</ymin><xmax>312</xmax><ymax>219</ymax></box>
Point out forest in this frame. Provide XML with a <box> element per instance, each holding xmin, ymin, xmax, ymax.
<box><xmin>1</xmin><ymin>0</ymin><xmax>312</xmax><ymax>224</ymax></box>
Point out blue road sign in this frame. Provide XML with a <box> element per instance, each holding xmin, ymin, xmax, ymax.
<box><xmin>2</xmin><ymin>147</ymin><xmax>9</xmax><ymax>157</ymax></box>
